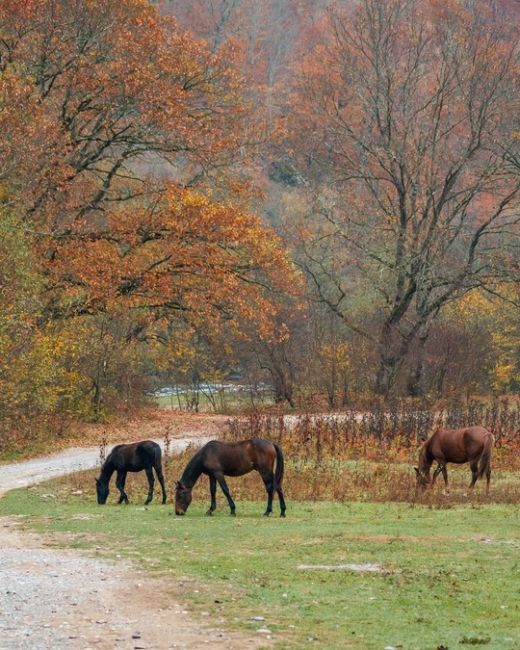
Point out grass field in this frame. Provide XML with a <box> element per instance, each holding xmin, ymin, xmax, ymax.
<box><xmin>2</xmin><ymin>476</ymin><xmax>519</xmax><ymax>650</ymax></box>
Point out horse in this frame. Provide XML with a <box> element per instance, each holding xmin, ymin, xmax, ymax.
<box><xmin>174</xmin><ymin>438</ymin><xmax>286</xmax><ymax>517</ymax></box>
<box><xmin>414</xmin><ymin>426</ymin><xmax>494</xmax><ymax>495</ymax></box>
<box><xmin>95</xmin><ymin>440</ymin><xmax>167</xmax><ymax>505</ymax></box>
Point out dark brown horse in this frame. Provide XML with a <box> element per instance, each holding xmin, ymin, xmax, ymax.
<box><xmin>96</xmin><ymin>440</ymin><xmax>167</xmax><ymax>505</ymax></box>
<box><xmin>415</xmin><ymin>426</ymin><xmax>494</xmax><ymax>495</ymax></box>
<box><xmin>175</xmin><ymin>439</ymin><xmax>286</xmax><ymax>517</ymax></box>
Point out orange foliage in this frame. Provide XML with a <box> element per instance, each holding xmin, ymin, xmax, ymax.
<box><xmin>46</xmin><ymin>186</ymin><xmax>300</xmax><ymax>335</ymax></box>
<box><xmin>0</xmin><ymin>0</ymin><xmax>297</xmax><ymax>340</ymax></box>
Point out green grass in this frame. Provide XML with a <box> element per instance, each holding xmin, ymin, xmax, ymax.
<box><xmin>154</xmin><ymin>390</ymin><xmax>274</xmax><ymax>413</ymax></box>
<box><xmin>2</xmin><ymin>482</ymin><xmax>520</xmax><ymax>649</ymax></box>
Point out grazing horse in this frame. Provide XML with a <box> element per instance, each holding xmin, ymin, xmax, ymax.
<box><xmin>175</xmin><ymin>438</ymin><xmax>286</xmax><ymax>517</ymax></box>
<box><xmin>96</xmin><ymin>440</ymin><xmax>167</xmax><ymax>505</ymax></box>
<box><xmin>414</xmin><ymin>426</ymin><xmax>494</xmax><ymax>495</ymax></box>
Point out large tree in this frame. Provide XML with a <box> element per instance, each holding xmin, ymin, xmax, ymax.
<box><xmin>289</xmin><ymin>0</ymin><xmax>520</xmax><ymax>396</ymax></box>
<box><xmin>0</xmin><ymin>0</ymin><xmax>297</xmax><ymax>333</ymax></box>
<box><xmin>0</xmin><ymin>0</ymin><xmax>299</xmax><ymax>431</ymax></box>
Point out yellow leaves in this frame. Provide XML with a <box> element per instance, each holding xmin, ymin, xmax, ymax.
<box><xmin>445</xmin><ymin>290</ymin><xmax>496</xmax><ymax>321</ymax></box>
<box><xmin>492</xmin><ymin>362</ymin><xmax>518</xmax><ymax>393</ymax></box>
<box><xmin>318</xmin><ymin>341</ymin><xmax>352</xmax><ymax>373</ymax></box>
<box><xmin>0</xmin><ymin>183</ymin><xmax>10</xmax><ymax>202</ymax></box>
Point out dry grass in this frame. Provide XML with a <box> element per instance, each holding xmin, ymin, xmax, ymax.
<box><xmin>214</xmin><ymin>405</ymin><xmax>520</xmax><ymax>507</ymax></box>
<box><xmin>16</xmin><ymin>401</ymin><xmax>520</xmax><ymax>509</ymax></box>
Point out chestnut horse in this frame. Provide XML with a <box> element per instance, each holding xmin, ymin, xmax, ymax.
<box><xmin>175</xmin><ymin>439</ymin><xmax>286</xmax><ymax>517</ymax></box>
<box><xmin>414</xmin><ymin>426</ymin><xmax>494</xmax><ymax>494</ymax></box>
<box><xmin>96</xmin><ymin>440</ymin><xmax>167</xmax><ymax>505</ymax></box>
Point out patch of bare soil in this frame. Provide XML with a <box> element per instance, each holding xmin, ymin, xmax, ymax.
<box><xmin>0</xmin><ymin>521</ymin><xmax>261</xmax><ymax>650</ymax></box>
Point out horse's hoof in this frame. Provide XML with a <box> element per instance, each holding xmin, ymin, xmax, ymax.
<box><xmin>230</xmin><ymin>511</ymin><xmax>236</xmax><ymax>517</ymax></box>
<box><xmin>280</xmin><ymin>512</ymin><xmax>286</xmax><ymax>518</ymax></box>
<box><xmin>206</xmin><ymin>510</ymin><xmax>213</xmax><ymax>516</ymax></box>
<box><xmin>263</xmin><ymin>511</ymin><xmax>272</xmax><ymax>517</ymax></box>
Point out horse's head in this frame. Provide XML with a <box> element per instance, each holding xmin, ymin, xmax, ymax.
<box><xmin>95</xmin><ymin>477</ymin><xmax>109</xmax><ymax>504</ymax></box>
<box><xmin>414</xmin><ymin>466</ymin><xmax>430</xmax><ymax>491</ymax></box>
<box><xmin>174</xmin><ymin>481</ymin><xmax>192</xmax><ymax>515</ymax></box>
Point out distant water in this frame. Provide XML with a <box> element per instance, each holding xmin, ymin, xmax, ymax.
<box><xmin>152</xmin><ymin>383</ymin><xmax>269</xmax><ymax>396</ymax></box>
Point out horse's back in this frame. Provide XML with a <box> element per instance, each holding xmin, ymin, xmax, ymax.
<box><xmin>204</xmin><ymin>438</ymin><xmax>273</xmax><ymax>453</ymax></box>
<box><xmin>110</xmin><ymin>440</ymin><xmax>161</xmax><ymax>470</ymax></box>
<box><xmin>431</xmin><ymin>426</ymin><xmax>492</xmax><ymax>463</ymax></box>
<box><xmin>202</xmin><ymin>438</ymin><xmax>275</xmax><ymax>476</ymax></box>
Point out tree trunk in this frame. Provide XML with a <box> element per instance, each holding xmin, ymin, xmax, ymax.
<box><xmin>374</xmin><ymin>320</ymin><xmax>402</xmax><ymax>398</ymax></box>
<box><xmin>407</xmin><ymin>330</ymin><xmax>430</xmax><ymax>397</ymax></box>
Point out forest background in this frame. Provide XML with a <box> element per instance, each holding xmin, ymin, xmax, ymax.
<box><xmin>1</xmin><ymin>0</ymin><xmax>520</xmax><ymax>450</ymax></box>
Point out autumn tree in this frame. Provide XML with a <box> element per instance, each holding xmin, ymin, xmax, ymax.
<box><xmin>288</xmin><ymin>0</ymin><xmax>520</xmax><ymax>397</ymax></box>
<box><xmin>0</xmin><ymin>0</ymin><xmax>298</xmax><ymax>325</ymax></box>
<box><xmin>0</xmin><ymin>0</ymin><xmax>299</xmax><ymax>435</ymax></box>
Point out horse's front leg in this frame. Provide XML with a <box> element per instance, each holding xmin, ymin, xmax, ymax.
<box><xmin>206</xmin><ymin>475</ymin><xmax>217</xmax><ymax>516</ymax></box>
<box><xmin>155</xmin><ymin>465</ymin><xmax>167</xmax><ymax>504</ymax></box>
<box><xmin>215</xmin><ymin>473</ymin><xmax>236</xmax><ymax>516</ymax></box>
<box><xmin>144</xmin><ymin>467</ymin><xmax>155</xmax><ymax>505</ymax></box>
<box><xmin>116</xmin><ymin>471</ymin><xmax>129</xmax><ymax>504</ymax></box>
<box><xmin>431</xmin><ymin>463</ymin><xmax>443</xmax><ymax>486</ymax></box>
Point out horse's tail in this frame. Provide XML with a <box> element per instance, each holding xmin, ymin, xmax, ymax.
<box><xmin>273</xmin><ymin>443</ymin><xmax>284</xmax><ymax>489</ymax></box>
<box><xmin>154</xmin><ymin>443</ymin><xmax>163</xmax><ymax>469</ymax></box>
<box><xmin>477</xmin><ymin>432</ymin><xmax>494</xmax><ymax>479</ymax></box>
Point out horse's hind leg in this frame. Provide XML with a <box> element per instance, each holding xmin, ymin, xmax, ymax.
<box><xmin>155</xmin><ymin>465</ymin><xmax>167</xmax><ymax>504</ymax></box>
<box><xmin>144</xmin><ymin>467</ymin><xmax>155</xmax><ymax>505</ymax></box>
<box><xmin>486</xmin><ymin>464</ymin><xmax>491</xmax><ymax>496</ymax></box>
<box><xmin>259</xmin><ymin>469</ymin><xmax>274</xmax><ymax>517</ymax></box>
<box><xmin>277</xmin><ymin>486</ymin><xmax>287</xmax><ymax>517</ymax></box>
<box><xmin>206</xmin><ymin>475</ymin><xmax>217</xmax><ymax>516</ymax></box>
<box><xmin>469</xmin><ymin>460</ymin><xmax>479</xmax><ymax>489</ymax></box>
<box><xmin>116</xmin><ymin>472</ymin><xmax>129</xmax><ymax>504</ymax></box>
<box><xmin>215</xmin><ymin>473</ymin><xmax>236</xmax><ymax>516</ymax></box>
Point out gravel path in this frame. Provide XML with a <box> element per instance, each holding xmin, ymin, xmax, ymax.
<box><xmin>0</xmin><ymin>436</ymin><xmax>260</xmax><ymax>650</ymax></box>
<box><xmin>0</xmin><ymin>436</ymin><xmax>208</xmax><ymax>495</ymax></box>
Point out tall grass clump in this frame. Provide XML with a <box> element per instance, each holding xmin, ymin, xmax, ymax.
<box><xmin>221</xmin><ymin>400</ymin><xmax>520</xmax><ymax>506</ymax></box>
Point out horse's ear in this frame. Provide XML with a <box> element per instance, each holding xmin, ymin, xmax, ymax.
<box><xmin>413</xmin><ymin>467</ymin><xmax>420</xmax><ymax>475</ymax></box>
<box><xmin>95</xmin><ymin>478</ymin><xmax>99</xmax><ymax>484</ymax></box>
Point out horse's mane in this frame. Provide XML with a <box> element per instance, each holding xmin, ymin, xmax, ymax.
<box><xmin>179</xmin><ymin>447</ymin><xmax>204</xmax><ymax>487</ymax></box>
<box><xmin>99</xmin><ymin>452</ymin><xmax>115</xmax><ymax>481</ymax></box>
<box><xmin>418</xmin><ymin>440</ymin><xmax>431</xmax><ymax>473</ymax></box>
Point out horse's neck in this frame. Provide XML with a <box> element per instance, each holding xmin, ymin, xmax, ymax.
<box><xmin>419</xmin><ymin>444</ymin><xmax>433</xmax><ymax>474</ymax></box>
<box><xmin>99</xmin><ymin>458</ymin><xmax>115</xmax><ymax>483</ymax></box>
<box><xmin>180</xmin><ymin>453</ymin><xmax>203</xmax><ymax>488</ymax></box>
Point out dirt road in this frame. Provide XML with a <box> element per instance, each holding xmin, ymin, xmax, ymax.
<box><xmin>0</xmin><ymin>435</ymin><xmax>261</xmax><ymax>650</ymax></box>
<box><xmin>0</xmin><ymin>437</ymin><xmax>207</xmax><ymax>496</ymax></box>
